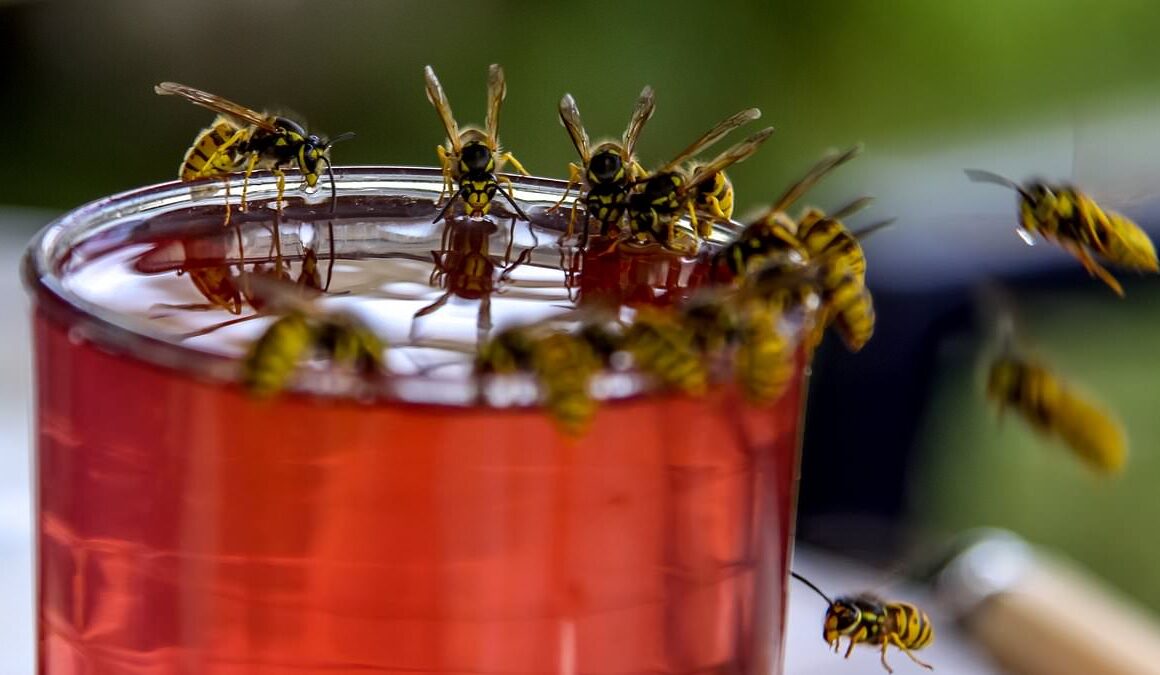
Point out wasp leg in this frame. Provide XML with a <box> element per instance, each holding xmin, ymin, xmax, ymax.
<box><xmin>411</xmin><ymin>290</ymin><xmax>452</xmax><ymax>341</ymax></box>
<box><xmin>239</xmin><ymin>152</ymin><xmax>260</xmax><ymax>213</ymax></box>
<box><xmin>178</xmin><ymin>313</ymin><xmax>264</xmax><ymax>340</ymax></box>
<box><xmin>428</xmin><ymin>249</ymin><xmax>447</xmax><ymax>286</ymax></box>
<box><xmin>686</xmin><ymin>202</ymin><xmax>702</xmax><ymax>239</ymax></box>
<box><xmin>221</xmin><ymin>178</ymin><xmax>233</xmax><ymax>226</ymax></box>
<box><xmin>498</xmin><ymin>151</ymin><xmax>530</xmax><ymax>176</ymax></box>
<box><xmin>435</xmin><ymin>145</ymin><xmax>456</xmax><ymax>204</ymax></box>
<box><xmin>878</xmin><ymin>640</ymin><xmax>895</xmax><ymax>674</ymax></box>
<box><xmin>149</xmin><ymin>302</ymin><xmax>236</xmax><ymax>318</ymax></box>
<box><xmin>1071</xmin><ymin>243</ymin><xmax>1125</xmax><ymax>296</ymax></box>
<box><xmin>267</xmin><ymin>175</ymin><xmax>286</xmax><ymax>271</ymax></box>
<box><xmin>498</xmin><ymin>247</ymin><xmax>534</xmax><ymax>285</ymax></box>
<box><xmin>699</xmin><ymin>197</ymin><xmax>728</xmax><ymax>238</ymax></box>
<box><xmin>273</xmin><ymin>170</ymin><xmax>287</xmax><ymax>215</ymax></box>
<box><xmin>496</xmin><ymin>174</ymin><xmax>530</xmax><ymax>221</ymax></box>
<box><xmin>502</xmin><ymin>214</ymin><xmax>517</xmax><ymax>265</ymax></box>
<box><xmin>477</xmin><ymin>293</ymin><xmax>492</xmax><ymax>344</ymax></box>
<box><xmin>549</xmin><ymin>162</ymin><xmax>584</xmax><ymax>214</ymax></box>
<box><xmin>578</xmin><ymin>209</ymin><xmax>593</xmax><ymax>250</ymax></box>
<box><xmin>889</xmin><ymin>634</ymin><xmax>933</xmax><ymax>671</ymax></box>
<box><xmin>844</xmin><ymin>638</ymin><xmax>857</xmax><ymax>659</ymax></box>
<box><xmin>325</xmin><ymin>220</ymin><xmax>336</xmax><ymax>292</ymax></box>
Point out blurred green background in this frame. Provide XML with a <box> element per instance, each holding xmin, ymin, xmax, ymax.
<box><xmin>5</xmin><ymin>0</ymin><xmax>1160</xmax><ymax>622</ymax></box>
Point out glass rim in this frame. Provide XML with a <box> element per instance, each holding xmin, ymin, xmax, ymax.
<box><xmin>22</xmin><ymin>165</ymin><xmax>797</xmax><ymax>407</ymax></box>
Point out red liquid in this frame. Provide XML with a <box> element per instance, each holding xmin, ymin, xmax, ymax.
<box><xmin>30</xmin><ymin>173</ymin><xmax>805</xmax><ymax>674</ymax></box>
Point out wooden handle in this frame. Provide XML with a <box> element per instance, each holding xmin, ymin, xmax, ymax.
<box><xmin>965</xmin><ymin>553</ymin><xmax>1160</xmax><ymax>675</ymax></box>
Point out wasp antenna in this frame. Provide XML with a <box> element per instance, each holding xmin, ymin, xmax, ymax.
<box><xmin>852</xmin><ymin>218</ymin><xmax>896</xmax><ymax>241</ymax></box>
<box><xmin>326</xmin><ymin>131</ymin><xmax>356</xmax><ymax>147</ymax></box>
<box><xmin>498</xmin><ymin>186</ymin><xmax>530</xmax><ymax>222</ymax></box>
<box><xmin>790</xmin><ymin>571</ymin><xmax>834</xmax><ymax>606</ymax></box>
<box><xmin>830</xmin><ymin>195</ymin><xmax>875</xmax><ymax>221</ymax></box>
<box><xmin>433</xmin><ymin>195</ymin><xmax>458</xmax><ymax>224</ymax></box>
<box><xmin>964</xmin><ymin>169</ymin><xmax>1033</xmax><ymax>201</ymax></box>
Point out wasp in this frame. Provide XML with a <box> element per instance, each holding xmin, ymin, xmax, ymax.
<box><xmin>156</xmin><ymin>82</ymin><xmax>353</xmax><ymax>221</ymax></box>
<box><xmin>240</xmin><ymin>276</ymin><xmax>385</xmax><ymax>397</ymax></box>
<box><xmin>626</xmin><ymin>109</ymin><xmax>773</xmax><ymax>250</ymax></box>
<box><xmin>791</xmin><ymin>571</ymin><xmax>934</xmax><ymax>674</ymax></box>
<box><xmin>475</xmin><ymin>321</ymin><xmax>605</xmax><ymax>435</ymax></box>
<box><xmin>553</xmin><ymin>86</ymin><xmax>656</xmax><ymax>242</ymax></box>
<box><xmin>714</xmin><ymin>145</ymin><xmax>864</xmax><ymax>281</ymax></box>
<box><xmin>673</xmin><ymin>290</ymin><xmax>794</xmax><ymax>405</ymax></box>
<box><xmin>425</xmin><ymin>64</ymin><xmax>530</xmax><ymax>222</ymax></box>
<box><xmin>737</xmin><ymin>220</ymin><xmax>883</xmax><ymax>357</ymax></box>
<box><xmin>622</xmin><ymin>305</ymin><xmax>709</xmax><ymax>396</ymax></box>
<box><xmin>965</xmin><ymin>169</ymin><xmax>1158</xmax><ymax>296</ymax></box>
<box><xmin>987</xmin><ymin>352</ymin><xmax>1127</xmax><ymax>474</ymax></box>
<box><xmin>730</xmin><ymin>296</ymin><xmax>798</xmax><ymax>404</ymax></box>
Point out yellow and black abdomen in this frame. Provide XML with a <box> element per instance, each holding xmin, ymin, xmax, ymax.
<box><xmin>530</xmin><ymin>332</ymin><xmax>600</xmax><ymax>435</ymax></box>
<box><xmin>817</xmin><ymin>265</ymin><xmax>874</xmax><ymax>353</ymax></box>
<box><xmin>798</xmin><ymin>212</ymin><xmax>867</xmax><ymax>281</ymax></box>
<box><xmin>624</xmin><ymin>307</ymin><xmax>707</xmax><ymax>396</ymax></box>
<box><xmin>734</xmin><ymin>300</ymin><xmax>795</xmax><ymax>404</ymax></box>
<box><xmin>886</xmin><ymin>602</ymin><xmax>934</xmax><ymax>650</ymax></box>
<box><xmin>987</xmin><ymin>356</ymin><xmax>1127</xmax><ymax>473</ymax></box>
<box><xmin>180</xmin><ymin>116</ymin><xmax>248</xmax><ymax>182</ymax></box>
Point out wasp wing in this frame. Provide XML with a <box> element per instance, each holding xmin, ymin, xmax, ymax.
<box><xmin>485</xmin><ymin>63</ymin><xmax>507</xmax><ymax>150</ymax></box>
<box><xmin>155</xmin><ymin>82</ymin><xmax>277</xmax><ymax>132</ymax></box>
<box><xmin>622</xmin><ymin>85</ymin><xmax>656</xmax><ymax>159</ymax></box>
<box><xmin>424</xmin><ymin>65</ymin><xmax>462</xmax><ymax>153</ymax></box>
<box><xmin>683</xmin><ymin>127</ymin><xmax>774</xmax><ymax>196</ymax></box>
<box><xmin>558</xmin><ymin>94</ymin><xmax>592</xmax><ymax>164</ymax></box>
<box><xmin>758</xmin><ymin>145</ymin><xmax>863</xmax><ymax>222</ymax></box>
<box><xmin>658</xmin><ymin>107</ymin><xmax>761</xmax><ymax>173</ymax></box>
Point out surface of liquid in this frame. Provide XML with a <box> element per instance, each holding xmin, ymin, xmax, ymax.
<box><xmin>30</xmin><ymin>172</ymin><xmax>804</xmax><ymax>674</ymax></box>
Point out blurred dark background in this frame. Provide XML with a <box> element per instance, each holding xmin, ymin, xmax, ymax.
<box><xmin>6</xmin><ymin>0</ymin><xmax>1160</xmax><ymax>643</ymax></box>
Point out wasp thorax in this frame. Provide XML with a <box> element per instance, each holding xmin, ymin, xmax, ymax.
<box><xmin>460</xmin><ymin>142</ymin><xmax>493</xmax><ymax>173</ymax></box>
<box><xmin>588</xmin><ymin>151</ymin><xmax>624</xmax><ymax>184</ymax></box>
<box><xmin>273</xmin><ymin>117</ymin><xmax>308</xmax><ymax>138</ymax></box>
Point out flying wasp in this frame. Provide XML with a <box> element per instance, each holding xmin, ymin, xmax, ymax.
<box><xmin>626</xmin><ymin>109</ymin><xmax>773</xmax><ymax>251</ymax></box>
<box><xmin>980</xmin><ymin>298</ymin><xmax>1128</xmax><ymax>475</ymax></box>
<box><xmin>791</xmin><ymin>571</ymin><xmax>935</xmax><ymax>674</ymax></box>
<box><xmin>425</xmin><ymin>64</ymin><xmax>530</xmax><ymax>222</ymax></box>
<box><xmin>240</xmin><ymin>274</ymin><xmax>385</xmax><ymax>397</ymax></box>
<box><xmin>156</xmin><ymin>82</ymin><xmax>353</xmax><ymax>221</ymax></box>
<box><xmin>552</xmin><ymin>86</ymin><xmax>656</xmax><ymax>243</ymax></box>
<box><xmin>965</xmin><ymin>170</ymin><xmax>1158</xmax><ymax>296</ymax></box>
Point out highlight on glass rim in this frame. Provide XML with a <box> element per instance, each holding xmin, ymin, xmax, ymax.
<box><xmin>8</xmin><ymin>4</ymin><xmax>1160</xmax><ymax>674</ymax></box>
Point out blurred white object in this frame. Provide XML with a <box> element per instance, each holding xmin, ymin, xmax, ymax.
<box><xmin>0</xmin><ymin>208</ymin><xmax>47</xmax><ymax>675</ymax></box>
<box><xmin>936</xmin><ymin>530</ymin><xmax>1160</xmax><ymax>675</ymax></box>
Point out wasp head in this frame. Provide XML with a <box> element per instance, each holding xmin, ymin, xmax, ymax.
<box><xmin>823</xmin><ymin>599</ymin><xmax>863</xmax><ymax>646</ymax></box>
<box><xmin>298</xmin><ymin>135</ymin><xmax>328</xmax><ymax>188</ymax></box>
